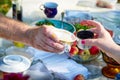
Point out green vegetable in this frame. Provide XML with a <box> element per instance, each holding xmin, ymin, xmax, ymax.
<box><xmin>74</xmin><ymin>23</ymin><xmax>94</xmax><ymax>31</ymax></box>
<box><xmin>36</xmin><ymin>19</ymin><xmax>55</xmax><ymax>26</ymax></box>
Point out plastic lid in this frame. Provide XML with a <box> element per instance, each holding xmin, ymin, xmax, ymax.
<box><xmin>0</xmin><ymin>55</ymin><xmax>31</xmax><ymax>73</ymax></box>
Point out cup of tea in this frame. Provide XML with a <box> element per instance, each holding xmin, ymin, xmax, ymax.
<box><xmin>40</xmin><ymin>2</ymin><xmax>58</xmax><ymax>18</ymax></box>
<box><xmin>77</xmin><ymin>30</ymin><xmax>94</xmax><ymax>50</ymax></box>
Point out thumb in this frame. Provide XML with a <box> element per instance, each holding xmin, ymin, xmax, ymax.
<box><xmin>84</xmin><ymin>39</ymin><xmax>97</xmax><ymax>46</ymax></box>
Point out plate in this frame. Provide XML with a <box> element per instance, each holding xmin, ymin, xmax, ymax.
<box><xmin>31</xmin><ymin>19</ymin><xmax>76</xmax><ymax>33</ymax></box>
<box><xmin>0</xmin><ymin>55</ymin><xmax>31</xmax><ymax>73</ymax></box>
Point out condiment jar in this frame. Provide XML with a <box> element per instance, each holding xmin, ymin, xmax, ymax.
<box><xmin>0</xmin><ymin>55</ymin><xmax>31</xmax><ymax>79</ymax></box>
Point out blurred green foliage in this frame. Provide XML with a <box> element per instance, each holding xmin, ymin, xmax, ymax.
<box><xmin>0</xmin><ymin>0</ymin><xmax>12</xmax><ymax>15</ymax></box>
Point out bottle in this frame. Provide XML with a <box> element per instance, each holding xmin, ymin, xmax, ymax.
<box><xmin>12</xmin><ymin>0</ymin><xmax>22</xmax><ymax>21</ymax></box>
<box><xmin>115</xmin><ymin>73</ymin><xmax>120</xmax><ymax>80</ymax></box>
<box><xmin>12</xmin><ymin>0</ymin><xmax>25</xmax><ymax>48</ymax></box>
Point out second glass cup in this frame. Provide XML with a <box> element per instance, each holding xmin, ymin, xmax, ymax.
<box><xmin>77</xmin><ymin>30</ymin><xmax>94</xmax><ymax>50</ymax></box>
<box><xmin>40</xmin><ymin>2</ymin><xmax>58</xmax><ymax>18</ymax></box>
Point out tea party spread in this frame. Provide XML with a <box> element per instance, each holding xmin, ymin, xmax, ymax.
<box><xmin>0</xmin><ymin>0</ymin><xmax>120</xmax><ymax>80</ymax></box>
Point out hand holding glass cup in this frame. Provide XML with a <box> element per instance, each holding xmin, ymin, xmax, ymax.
<box><xmin>53</xmin><ymin>28</ymin><xmax>94</xmax><ymax>54</ymax></box>
<box><xmin>77</xmin><ymin>30</ymin><xmax>94</xmax><ymax>50</ymax></box>
<box><xmin>40</xmin><ymin>2</ymin><xmax>58</xmax><ymax>18</ymax></box>
<box><xmin>53</xmin><ymin>28</ymin><xmax>77</xmax><ymax>54</ymax></box>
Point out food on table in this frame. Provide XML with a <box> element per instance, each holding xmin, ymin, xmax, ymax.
<box><xmin>35</xmin><ymin>19</ymin><xmax>54</xmax><ymax>26</ymax></box>
<box><xmin>89</xmin><ymin>46</ymin><xmax>99</xmax><ymax>55</ymax></box>
<box><xmin>69</xmin><ymin>43</ymin><xmax>100</xmax><ymax>61</ymax></box>
<box><xmin>68</xmin><ymin>22</ymin><xmax>100</xmax><ymax>61</ymax></box>
<box><xmin>74</xmin><ymin>23</ymin><xmax>94</xmax><ymax>32</ymax></box>
<box><xmin>74</xmin><ymin>74</ymin><xmax>85</xmax><ymax>80</ymax></box>
<box><xmin>3</xmin><ymin>73</ymin><xmax>30</xmax><ymax>80</ymax></box>
<box><xmin>96</xmin><ymin>0</ymin><xmax>114</xmax><ymax>8</ymax></box>
<box><xmin>69</xmin><ymin>45</ymin><xmax>79</xmax><ymax>56</ymax></box>
<box><xmin>79</xmin><ymin>49</ymin><xmax>91</xmax><ymax>61</ymax></box>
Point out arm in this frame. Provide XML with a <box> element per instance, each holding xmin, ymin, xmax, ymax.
<box><xmin>0</xmin><ymin>14</ymin><xmax>64</xmax><ymax>53</ymax></box>
<box><xmin>0</xmin><ymin>14</ymin><xmax>29</xmax><ymax>43</ymax></box>
<box><xmin>80</xmin><ymin>20</ymin><xmax>120</xmax><ymax>64</ymax></box>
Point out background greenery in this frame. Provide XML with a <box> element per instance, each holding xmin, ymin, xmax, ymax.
<box><xmin>0</xmin><ymin>0</ymin><xmax>12</xmax><ymax>15</ymax></box>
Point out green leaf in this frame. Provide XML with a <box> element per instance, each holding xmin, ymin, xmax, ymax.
<box><xmin>74</xmin><ymin>23</ymin><xmax>90</xmax><ymax>31</ymax></box>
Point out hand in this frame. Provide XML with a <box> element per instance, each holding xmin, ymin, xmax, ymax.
<box><xmin>27</xmin><ymin>25</ymin><xmax>64</xmax><ymax>53</ymax></box>
<box><xmin>80</xmin><ymin>20</ymin><xmax>120</xmax><ymax>64</ymax></box>
<box><xmin>80</xmin><ymin>20</ymin><xmax>116</xmax><ymax>53</ymax></box>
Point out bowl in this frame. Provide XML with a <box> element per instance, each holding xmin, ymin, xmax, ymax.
<box><xmin>67</xmin><ymin>23</ymin><xmax>101</xmax><ymax>63</ymax></box>
<box><xmin>31</xmin><ymin>19</ymin><xmax>76</xmax><ymax>33</ymax></box>
<box><xmin>68</xmin><ymin>44</ymin><xmax>101</xmax><ymax>63</ymax></box>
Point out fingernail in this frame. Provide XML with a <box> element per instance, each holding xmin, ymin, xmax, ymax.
<box><xmin>81</xmin><ymin>40</ymin><xmax>85</xmax><ymax>44</ymax></box>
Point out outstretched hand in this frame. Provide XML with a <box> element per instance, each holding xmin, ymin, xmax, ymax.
<box><xmin>27</xmin><ymin>25</ymin><xmax>64</xmax><ymax>53</ymax></box>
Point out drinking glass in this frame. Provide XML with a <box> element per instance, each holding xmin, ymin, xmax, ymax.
<box><xmin>40</xmin><ymin>2</ymin><xmax>58</xmax><ymax>18</ymax></box>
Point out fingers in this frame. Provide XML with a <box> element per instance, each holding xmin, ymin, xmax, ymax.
<box><xmin>33</xmin><ymin>26</ymin><xmax>64</xmax><ymax>53</ymax></box>
<box><xmin>41</xmin><ymin>36</ymin><xmax>64</xmax><ymax>52</ymax></box>
<box><xmin>83</xmin><ymin>39</ymin><xmax>98</xmax><ymax>46</ymax></box>
<box><xmin>42</xmin><ymin>25</ymin><xmax>60</xmax><ymax>42</ymax></box>
<box><xmin>33</xmin><ymin>37</ymin><xmax>64</xmax><ymax>53</ymax></box>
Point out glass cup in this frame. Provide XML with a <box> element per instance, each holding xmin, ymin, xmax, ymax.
<box><xmin>53</xmin><ymin>28</ymin><xmax>77</xmax><ymax>54</ymax></box>
<box><xmin>76</xmin><ymin>30</ymin><xmax>94</xmax><ymax>50</ymax></box>
<box><xmin>40</xmin><ymin>2</ymin><xmax>58</xmax><ymax>18</ymax></box>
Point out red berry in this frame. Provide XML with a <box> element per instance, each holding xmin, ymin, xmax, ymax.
<box><xmin>69</xmin><ymin>46</ymin><xmax>79</xmax><ymax>56</ymax></box>
<box><xmin>89</xmin><ymin>46</ymin><xmax>99</xmax><ymax>55</ymax></box>
<box><xmin>74</xmin><ymin>32</ymin><xmax>77</xmax><ymax>35</ymax></box>
<box><xmin>78</xmin><ymin>49</ymin><xmax>84</xmax><ymax>55</ymax></box>
<box><xmin>74</xmin><ymin>74</ymin><xmax>85</xmax><ymax>80</ymax></box>
<box><xmin>72</xmin><ymin>41</ymin><xmax>77</xmax><ymax>46</ymax></box>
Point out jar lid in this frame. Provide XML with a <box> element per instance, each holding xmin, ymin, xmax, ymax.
<box><xmin>0</xmin><ymin>55</ymin><xmax>31</xmax><ymax>73</ymax></box>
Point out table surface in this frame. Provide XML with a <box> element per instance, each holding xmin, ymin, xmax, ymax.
<box><xmin>2</xmin><ymin>0</ymin><xmax>120</xmax><ymax>80</ymax></box>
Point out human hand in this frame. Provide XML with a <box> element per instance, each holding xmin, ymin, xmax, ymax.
<box><xmin>80</xmin><ymin>20</ymin><xmax>116</xmax><ymax>51</ymax></box>
<box><xmin>26</xmin><ymin>25</ymin><xmax>64</xmax><ymax>53</ymax></box>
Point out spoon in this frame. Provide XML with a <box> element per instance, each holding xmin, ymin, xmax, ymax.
<box><xmin>61</xmin><ymin>12</ymin><xmax>64</xmax><ymax>29</ymax></box>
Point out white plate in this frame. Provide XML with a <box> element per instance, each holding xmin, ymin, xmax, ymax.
<box><xmin>0</xmin><ymin>55</ymin><xmax>31</xmax><ymax>73</ymax></box>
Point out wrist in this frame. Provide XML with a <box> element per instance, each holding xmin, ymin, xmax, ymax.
<box><xmin>25</xmin><ymin>27</ymin><xmax>39</xmax><ymax>46</ymax></box>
